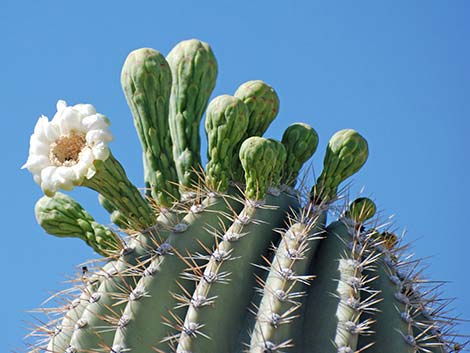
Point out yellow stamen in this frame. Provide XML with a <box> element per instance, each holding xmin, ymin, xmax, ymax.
<box><xmin>50</xmin><ymin>132</ymin><xmax>86</xmax><ymax>167</ymax></box>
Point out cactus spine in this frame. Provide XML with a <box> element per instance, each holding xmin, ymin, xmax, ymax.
<box><xmin>23</xmin><ymin>39</ymin><xmax>465</xmax><ymax>353</ymax></box>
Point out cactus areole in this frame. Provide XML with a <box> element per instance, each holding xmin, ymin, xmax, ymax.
<box><xmin>23</xmin><ymin>39</ymin><xmax>464</xmax><ymax>353</ymax></box>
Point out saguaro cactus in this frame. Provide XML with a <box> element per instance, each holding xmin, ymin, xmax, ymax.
<box><xmin>23</xmin><ymin>39</ymin><xmax>464</xmax><ymax>353</ymax></box>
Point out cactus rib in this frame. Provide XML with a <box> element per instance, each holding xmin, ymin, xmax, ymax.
<box><xmin>248</xmin><ymin>207</ymin><xmax>326</xmax><ymax>353</ymax></box>
<box><xmin>45</xmin><ymin>265</ymin><xmax>107</xmax><ymax>352</ymax></box>
<box><xmin>301</xmin><ymin>220</ymin><xmax>379</xmax><ymax>352</ymax></box>
<box><xmin>68</xmin><ymin>217</ymin><xmax>175</xmax><ymax>351</ymax></box>
<box><xmin>357</xmin><ymin>234</ymin><xmax>448</xmax><ymax>353</ymax></box>
<box><xmin>176</xmin><ymin>193</ymin><xmax>298</xmax><ymax>353</ymax></box>
<box><xmin>111</xmin><ymin>191</ymin><xmax>244</xmax><ymax>353</ymax></box>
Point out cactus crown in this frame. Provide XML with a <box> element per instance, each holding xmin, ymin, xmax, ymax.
<box><xmin>21</xmin><ymin>39</ymin><xmax>465</xmax><ymax>353</ymax></box>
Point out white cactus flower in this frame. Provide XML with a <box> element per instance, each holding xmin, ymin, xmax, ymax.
<box><xmin>22</xmin><ymin>100</ymin><xmax>113</xmax><ymax>196</ymax></box>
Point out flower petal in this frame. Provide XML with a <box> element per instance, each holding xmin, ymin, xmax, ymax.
<box><xmin>73</xmin><ymin>103</ymin><xmax>96</xmax><ymax>116</ymax></box>
<box><xmin>72</xmin><ymin>161</ymin><xmax>93</xmax><ymax>181</ymax></box>
<box><xmin>92</xmin><ymin>143</ymin><xmax>110</xmax><ymax>161</ymax></box>
<box><xmin>82</xmin><ymin>114</ymin><xmax>110</xmax><ymax>131</ymax></box>
<box><xmin>55</xmin><ymin>166</ymin><xmax>76</xmax><ymax>190</ymax></box>
<box><xmin>86</xmin><ymin>129</ymin><xmax>113</xmax><ymax>146</ymax></box>
<box><xmin>85</xmin><ymin>166</ymin><xmax>97</xmax><ymax>179</ymax></box>
<box><xmin>32</xmin><ymin>116</ymin><xmax>51</xmax><ymax>143</ymax></box>
<box><xmin>29</xmin><ymin>137</ymin><xmax>50</xmax><ymax>156</ymax></box>
<box><xmin>79</xmin><ymin>147</ymin><xmax>94</xmax><ymax>165</ymax></box>
<box><xmin>40</xmin><ymin>166</ymin><xmax>59</xmax><ymax>195</ymax></box>
<box><xmin>22</xmin><ymin>154</ymin><xmax>51</xmax><ymax>174</ymax></box>
<box><xmin>56</xmin><ymin>107</ymin><xmax>83</xmax><ymax>134</ymax></box>
<box><xmin>44</xmin><ymin>121</ymin><xmax>60</xmax><ymax>142</ymax></box>
<box><xmin>56</xmin><ymin>100</ymin><xmax>67</xmax><ymax>112</ymax></box>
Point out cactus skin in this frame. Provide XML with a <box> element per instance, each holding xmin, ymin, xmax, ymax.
<box><xmin>46</xmin><ymin>262</ymin><xmax>116</xmax><ymax>352</ymax></box>
<box><xmin>176</xmin><ymin>193</ymin><xmax>297</xmax><ymax>353</ymax></box>
<box><xmin>300</xmin><ymin>199</ymin><xmax>379</xmax><ymax>353</ymax></box>
<box><xmin>121</xmin><ymin>48</ymin><xmax>180</xmax><ymax>206</ymax></box>
<box><xmin>24</xmin><ymin>39</ymin><xmax>464</xmax><ymax>353</ymax></box>
<box><xmin>358</xmin><ymin>230</ymin><xmax>447</xmax><ymax>353</ymax></box>
<box><xmin>68</xmin><ymin>226</ymin><xmax>167</xmax><ymax>351</ymax></box>
<box><xmin>357</xmin><ymin>256</ymin><xmax>419</xmax><ymax>353</ymax></box>
<box><xmin>167</xmin><ymin>39</ymin><xmax>218</xmax><ymax>189</ymax></box>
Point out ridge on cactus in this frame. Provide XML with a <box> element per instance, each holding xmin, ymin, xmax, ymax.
<box><xmin>22</xmin><ymin>38</ymin><xmax>466</xmax><ymax>353</ymax></box>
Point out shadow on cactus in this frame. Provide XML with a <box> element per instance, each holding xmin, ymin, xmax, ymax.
<box><xmin>22</xmin><ymin>39</ymin><xmax>466</xmax><ymax>353</ymax></box>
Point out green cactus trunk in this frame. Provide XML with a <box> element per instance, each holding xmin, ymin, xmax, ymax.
<box><xmin>23</xmin><ymin>39</ymin><xmax>463</xmax><ymax>353</ymax></box>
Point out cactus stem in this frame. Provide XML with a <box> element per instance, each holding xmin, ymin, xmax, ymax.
<box><xmin>110</xmin><ymin>189</ymin><xmax>244</xmax><ymax>352</ymax></box>
<box><xmin>176</xmin><ymin>192</ymin><xmax>298</xmax><ymax>353</ymax></box>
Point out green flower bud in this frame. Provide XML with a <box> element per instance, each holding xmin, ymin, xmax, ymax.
<box><xmin>313</xmin><ymin>129</ymin><xmax>368</xmax><ymax>203</ymax></box>
<box><xmin>234</xmin><ymin>80</ymin><xmax>280</xmax><ymax>139</ymax></box>
<box><xmin>205</xmin><ymin>95</ymin><xmax>249</xmax><ymax>191</ymax></box>
<box><xmin>268</xmin><ymin>139</ymin><xmax>287</xmax><ymax>187</ymax></box>
<box><xmin>239</xmin><ymin>137</ymin><xmax>276</xmax><ymax>200</ymax></box>
<box><xmin>232</xmin><ymin>80</ymin><xmax>280</xmax><ymax>181</ymax></box>
<box><xmin>35</xmin><ymin>193</ymin><xmax>122</xmax><ymax>256</ymax></box>
<box><xmin>121</xmin><ymin>47</ymin><xmax>179</xmax><ymax>206</ymax></box>
<box><xmin>167</xmin><ymin>39</ymin><xmax>218</xmax><ymax>188</ymax></box>
<box><xmin>345</xmin><ymin>197</ymin><xmax>377</xmax><ymax>223</ymax></box>
<box><xmin>281</xmin><ymin>123</ymin><xmax>319</xmax><ymax>186</ymax></box>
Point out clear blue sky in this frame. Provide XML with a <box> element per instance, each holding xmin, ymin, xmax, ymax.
<box><xmin>2</xmin><ymin>1</ymin><xmax>469</xmax><ymax>351</ymax></box>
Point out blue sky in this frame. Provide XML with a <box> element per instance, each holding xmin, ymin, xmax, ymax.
<box><xmin>2</xmin><ymin>0</ymin><xmax>469</xmax><ymax>351</ymax></box>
